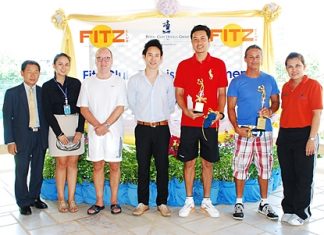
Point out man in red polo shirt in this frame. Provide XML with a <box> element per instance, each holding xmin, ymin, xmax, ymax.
<box><xmin>174</xmin><ymin>25</ymin><xmax>228</xmax><ymax>217</ymax></box>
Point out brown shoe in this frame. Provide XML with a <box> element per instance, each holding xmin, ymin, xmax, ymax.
<box><xmin>68</xmin><ymin>200</ymin><xmax>79</xmax><ymax>213</ymax></box>
<box><xmin>157</xmin><ymin>204</ymin><xmax>171</xmax><ymax>217</ymax></box>
<box><xmin>57</xmin><ymin>200</ymin><xmax>68</xmax><ymax>213</ymax></box>
<box><xmin>132</xmin><ymin>203</ymin><xmax>149</xmax><ymax>216</ymax></box>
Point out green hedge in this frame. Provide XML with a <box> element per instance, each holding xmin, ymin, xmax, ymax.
<box><xmin>43</xmin><ymin>136</ymin><xmax>280</xmax><ymax>184</ymax></box>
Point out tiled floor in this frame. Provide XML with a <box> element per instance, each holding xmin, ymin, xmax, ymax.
<box><xmin>1</xmin><ymin>154</ymin><xmax>324</xmax><ymax>235</ymax></box>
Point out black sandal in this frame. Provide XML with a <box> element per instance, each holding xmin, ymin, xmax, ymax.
<box><xmin>110</xmin><ymin>204</ymin><xmax>122</xmax><ymax>214</ymax></box>
<box><xmin>87</xmin><ymin>204</ymin><xmax>105</xmax><ymax>215</ymax></box>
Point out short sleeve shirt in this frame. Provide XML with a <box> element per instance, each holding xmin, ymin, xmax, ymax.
<box><xmin>280</xmin><ymin>75</ymin><xmax>323</xmax><ymax>128</ymax></box>
<box><xmin>174</xmin><ymin>53</ymin><xmax>228</xmax><ymax>127</ymax></box>
<box><xmin>227</xmin><ymin>72</ymin><xmax>280</xmax><ymax>131</ymax></box>
<box><xmin>77</xmin><ymin>75</ymin><xmax>127</xmax><ymax>136</ymax></box>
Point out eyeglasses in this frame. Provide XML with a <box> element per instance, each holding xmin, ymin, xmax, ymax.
<box><xmin>96</xmin><ymin>57</ymin><xmax>111</xmax><ymax>62</ymax></box>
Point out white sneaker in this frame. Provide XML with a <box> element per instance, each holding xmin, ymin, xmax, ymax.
<box><xmin>201</xmin><ymin>198</ymin><xmax>219</xmax><ymax>218</ymax></box>
<box><xmin>179</xmin><ymin>198</ymin><xmax>195</xmax><ymax>217</ymax></box>
<box><xmin>281</xmin><ymin>213</ymin><xmax>293</xmax><ymax>223</ymax></box>
<box><xmin>288</xmin><ymin>214</ymin><xmax>305</xmax><ymax>226</ymax></box>
<box><xmin>257</xmin><ymin>203</ymin><xmax>279</xmax><ymax>220</ymax></box>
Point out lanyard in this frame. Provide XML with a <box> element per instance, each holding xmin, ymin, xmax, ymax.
<box><xmin>54</xmin><ymin>78</ymin><xmax>68</xmax><ymax>105</ymax></box>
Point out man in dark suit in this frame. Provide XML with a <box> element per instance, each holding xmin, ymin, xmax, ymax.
<box><xmin>2</xmin><ymin>60</ymin><xmax>49</xmax><ymax>215</ymax></box>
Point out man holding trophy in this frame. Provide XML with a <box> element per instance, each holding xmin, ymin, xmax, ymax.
<box><xmin>174</xmin><ymin>25</ymin><xmax>228</xmax><ymax>218</ymax></box>
<box><xmin>227</xmin><ymin>45</ymin><xmax>280</xmax><ymax>221</ymax></box>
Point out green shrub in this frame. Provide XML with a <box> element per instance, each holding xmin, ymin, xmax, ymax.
<box><xmin>43</xmin><ymin>135</ymin><xmax>280</xmax><ymax>184</ymax></box>
<box><xmin>43</xmin><ymin>152</ymin><xmax>55</xmax><ymax>179</ymax></box>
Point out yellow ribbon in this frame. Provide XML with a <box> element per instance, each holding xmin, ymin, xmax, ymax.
<box><xmin>52</xmin><ymin>3</ymin><xmax>281</xmax><ymax>77</ymax></box>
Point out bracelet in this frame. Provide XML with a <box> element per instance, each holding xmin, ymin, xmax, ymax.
<box><xmin>57</xmin><ymin>132</ymin><xmax>64</xmax><ymax>138</ymax></box>
<box><xmin>105</xmin><ymin>122</ymin><xmax>111</xmax><ymax>129</ymax></box>
<box><xmin>219</xmin><ymin>112</ymin><xmax>225</xmax><ymax>120</ymax></box>
<box><xmin>309</xmin><ymin>137</ymin><xmax>315</xmax><ymax>141</ymax></box>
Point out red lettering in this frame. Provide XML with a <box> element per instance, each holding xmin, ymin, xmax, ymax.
<box><xmin>210</xmin><ymin>29</ymin><xmax>222</xmax><ymax>41</ymax></box>
<box><xmin>228</xmin><ymin>29</ymin><xmax>241</xmax><ymax>41</ymax></box>
<box><xmin>80</xmin><ymin>29</ymin><xmax>125</xmax><ymax>43</ymax></box>
<box><xmin>80</xmin><ymin>30</ymin><xmax>91</xmax><ymax>43</ymax></box>
<box><xmin>242</xmin><ymin>29</ymin><xmax>254</xmax><ymax>41</ymax></box>
<box><xmin>113</xmin><ymin>30</ymin><xmax>126</xmax><ymax>43</ymax></box>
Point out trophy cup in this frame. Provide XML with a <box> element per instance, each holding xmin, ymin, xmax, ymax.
<box><xmin>256</xmin><ymin>85</ymin><xmax>266</xmax><ymax>130</ymax></box>
<box><xmin>194</xmin><ymin>78</ymin><xmax>207</xmax><ymax>113</ymax></box>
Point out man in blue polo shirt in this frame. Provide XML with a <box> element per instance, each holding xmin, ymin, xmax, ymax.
<box><xmin>227</xmin><ymin>44</ymin><xmax>280</xmax><ymax>221</ymax></box>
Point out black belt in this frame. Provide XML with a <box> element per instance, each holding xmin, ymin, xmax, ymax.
<box><xmin>29</xmin><ymin>127</ymin><xmax>39</xmax><ymax>132</ymax></box>
<box><xmin>239</xmin><ymin>126</ymin><xmax>264</xmax><ymax>137</ymax></box>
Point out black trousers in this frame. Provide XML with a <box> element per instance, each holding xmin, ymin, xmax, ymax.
<box><xmin>14</xmin><ymin>131</ymin><xmax>46</xmax><ymax>207</ymax></box>
<box><xmin>135</xmin><ymin>124</ymin><xmax>170</xmax><ymax>206</ymax></box>
<box><xmin>276</xmin><ymin>126</ymin><xmax>315</xmax><ymax>220</ymax></box>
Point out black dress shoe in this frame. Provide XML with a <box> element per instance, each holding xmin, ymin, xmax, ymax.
<box><xmin>19</xmin><ymin>206</ymin><xmax>32</xmax><ymax>215</ymax></box>
<box><xmin>31</xmin><ymin>198</ymin><xmax>48</xmax><ymax>209</ymax></box>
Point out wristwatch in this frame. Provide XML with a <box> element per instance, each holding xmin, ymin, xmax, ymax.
<box><xmin>309</xmin><ymin>137</ymin><xmax>315</xmax><ymax>141</ymax></box>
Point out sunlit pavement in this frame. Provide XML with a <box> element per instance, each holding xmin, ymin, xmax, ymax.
<box><xmin>1</xmin><ymin>154</ymin><xmax>324</xmax><ymax>235</ymax></box>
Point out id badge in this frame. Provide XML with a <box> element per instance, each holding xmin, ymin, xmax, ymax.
<box><xmin>64</xmin><ymin>104</ymin><xmax>71</xmax><ymax>115</ymax></box>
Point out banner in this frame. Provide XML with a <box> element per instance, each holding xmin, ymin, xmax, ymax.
<box><xmin>67</xmin><ymin>17</ymin><xmax>263</xmax><ymax>143</ymax></box>
<box><xmin>72</xmin><ymin>17</ymin><xmax>262</xmax><ymax>79</ymax></box>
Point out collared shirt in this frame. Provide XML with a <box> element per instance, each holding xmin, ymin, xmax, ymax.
<box><xmin>227</xmin><ymin>71</ymin><xmax>280</xmax><ymax>131</ymax></box>
<box><xmin>23</xmin><ymin>82</ymin><xmax>40</xmax><ymax>127</ymax></box>
<box><xmin>174</xmin><ymin>53</ymin><xmax>228</xmax><ymax>127</ymax></box>
<box><xmin>127</xmin><ymin>70</ymin><xmax>175</xmax><ymax>122</ymax></box>
<box><xmin>280</xmin><ymin>75</ymin><xmax>323</xmax><ymax>128</ymax></box>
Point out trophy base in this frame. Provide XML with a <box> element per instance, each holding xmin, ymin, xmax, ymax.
<box><xmin>193</xmin><ymin>110</ymin><xmax>203</xmax><ymax>114</ymax></box>
<box><xmin>256</xmin><ymin>117</ymin><xmax>266</xmax><ymax>130</ymax></box>
<box><xmin>194</xmin><ymin>102</ymin><xmax>204</xmax><ymax>114</ymax></box>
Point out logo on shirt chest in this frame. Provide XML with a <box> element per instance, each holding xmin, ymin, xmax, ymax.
<box><xmin>208</xmin><ymin>69</ymin><xmax>213</xmax><ymax>80</ymax></box>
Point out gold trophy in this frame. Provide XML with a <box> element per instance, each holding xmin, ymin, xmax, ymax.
<box><xmin>256</xmin><ymin>85</ymin><xmax>266</xmax><ymax>130</ymax></box>
<box><xmin>194</xmin><ymin>79</ymin><xmax>207</xmax><ymax>113</ymax></box>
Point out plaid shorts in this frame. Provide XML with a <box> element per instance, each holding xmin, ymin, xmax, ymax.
<box><xmin>232</xmin><ymin>132</ymin><xmax>273</xmax><ymax>180</ymax></box>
